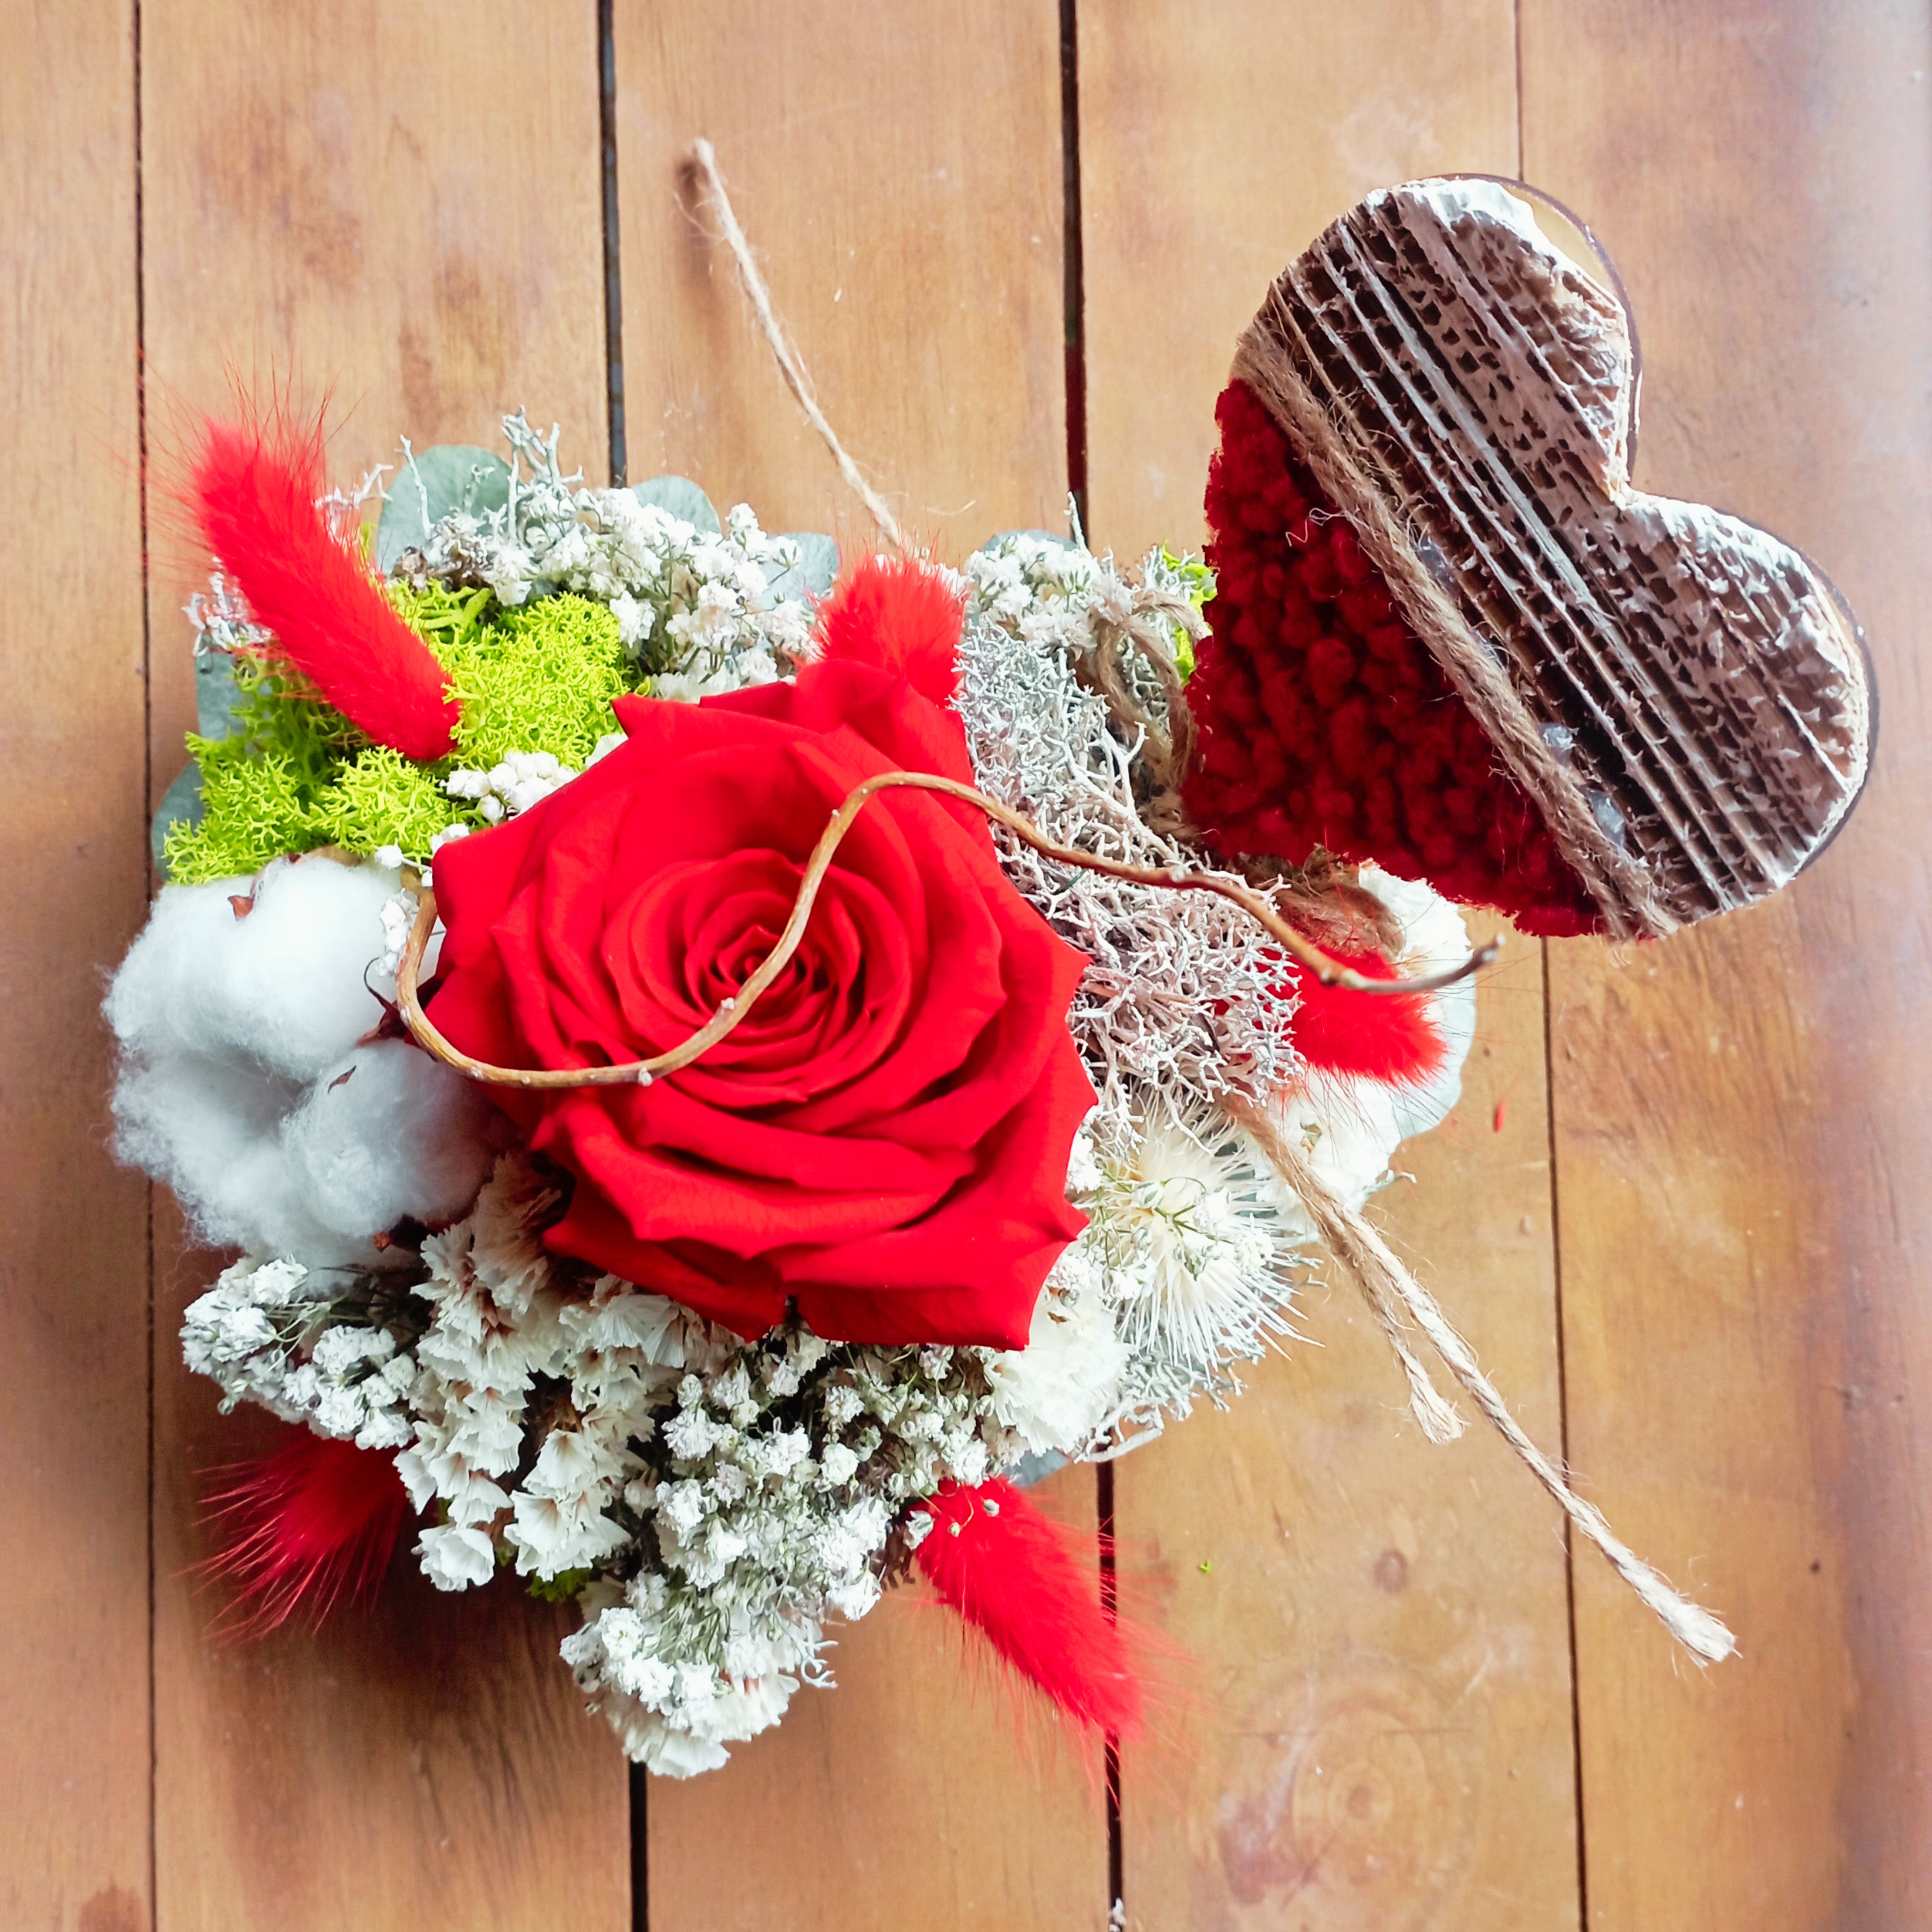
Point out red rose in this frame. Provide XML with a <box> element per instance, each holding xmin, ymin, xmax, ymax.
<box><xmin>426</xmin><ymin>660</ymin><xmax>1094</xmax><ymax>1349</ymax></box>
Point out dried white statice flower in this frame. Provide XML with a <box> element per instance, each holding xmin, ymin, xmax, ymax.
<box><xmin>185</xmin><ymin>1154</ymin><xmax>1118</xmax><ymax>1774</ymax></box>
<box><xmin>182</xmin><ymin>1256</ymin><xmax>421</xmax><ymax>1451</ymax></box>
<box><xmin>401</xmin><ymin>413</ymin><xmax>815</xmax><ymax>699</ymax></box>
<box><xmin>182</xmin><ymin>1257</ymin><xmax>327</xmax><ymax>1421</ymax></box>
<box><xmin>397</xmin><ymin>1156</ymin><xmax>573</xmax><ymax>1553</ymax></box>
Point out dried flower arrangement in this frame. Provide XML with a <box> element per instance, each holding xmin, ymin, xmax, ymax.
<box><xmin>106</xmin><ymin>159</ymin><xmax>1870</xmax><ymax>1777</ymax></box>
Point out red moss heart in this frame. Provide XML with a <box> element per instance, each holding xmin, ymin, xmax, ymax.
<box><xmin>1182</xmin><ymin>179</ymin><xmax>1872</xmax><ymax>939</ymax></box>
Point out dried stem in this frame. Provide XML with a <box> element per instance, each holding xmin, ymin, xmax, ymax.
<box><xmin>396</xmin><ymin>770</ymin><xmax>1498</xmax><ymax>1091</ymax></box>
<box><xmin>686</xmin><ymin>138</ymin><xmax>908</xmax><ymax>554</ymax></box>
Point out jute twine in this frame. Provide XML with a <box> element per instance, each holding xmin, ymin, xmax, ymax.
<box><xmin>1232</xmin><ymin>287</ymin><xmax>1675</xmax><ymax>942</ymax></box>
<box><xmin>1235</xmin><ymin>1099</ymin><xmax>1734</xmax><ymax>1662</ymax></box>
<box><xmin>1070</xmin><ymin>574</ymin><xmax>1207</xmax><ymax>836</ymax></box>
<box><xmin>665</xmin><ymin>137</ymin><xmax>1730</xmax><ymax>1663</ymax></box>
<box><xmin>685</xmin><ymin>139</ymin><xmax>908</xmax><ymax>556</ymax></box>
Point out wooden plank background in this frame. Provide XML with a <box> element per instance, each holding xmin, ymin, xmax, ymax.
<box><xmin>3</xmin><ymin>2</ymin><xmax>1926</xmax><ymax>1926</ymax></box>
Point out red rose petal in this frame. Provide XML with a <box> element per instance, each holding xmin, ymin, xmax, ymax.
<box><xmin>426</xmin><ymin>660</ymin><xmax>1096</xmax><ymax>1345</ymax></box>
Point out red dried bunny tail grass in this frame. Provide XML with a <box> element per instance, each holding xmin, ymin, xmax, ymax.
<box><xmin>818</xmin><ymin>552</ymin><xmax>967</xmax><ymax>704</ymax></box>
<box><xmin>1281</xmin><ymin>945</ymin><xmax>1447</xmax><ymax>1084</ymax></box>
<box><xmin>914</xmin><ymin>1477</ymin><xmax>1142</xmax><ymax>1741</ymax></box>
<box><xmin>190</xmin><ymin>411</ymin><xmax>459</xmax><ymax>760</ymax></box>
<box><xmin>202</xmin><ymin>1429</ymin><xmax>410</xmax><ymax>1634</ymax></box>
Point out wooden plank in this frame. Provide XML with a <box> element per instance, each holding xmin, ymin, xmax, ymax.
<box><xmin>608</xmin><ymin>7</ymin><xmax>1111</xmax><ymax>1925</ymax></box>
<box><xmin>613</xmin><ymin>0</ymin><xmax>1071</xmax><ymax>556</ymax></box>
<box><xmin>0</xmin><ymin>3</ymin><xmax>152</xmax><ymax>1927</ymax></box>
<box><xmin>1078</xmin><ymin>9</ymin><xmax>1589</xmax><ymax>1927</ymax></box>
<box><xmin>1078</xmin><ymin>0</ymin><xmax>1522</xmax><ymax>563</ymax></box>
<box><xmin>136</xmin><ymin>6</ymin><xmax>629</xmax><ymax>1925</ymax></box>
<box><xmin>1521</xmin><ymin>5</ymin><xmax>1932</xmax><ymax>1925</ymax></box>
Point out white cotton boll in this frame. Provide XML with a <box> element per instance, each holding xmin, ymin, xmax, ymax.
<box><xmin>106</xmin><ymin>858</ymin><xmax>400</xmax><ymax>1083</ymax></box>
<box><xmin>281</xmin><ymin>1039</ymin><xmax>498</xmax><ymax>1238</ymax></box>
<box><xmin>1355</xmin><ymin>865</ymin><xmax>1478</xmax><ymax>1145</ymax></box>
<box><xmin>1271</xmin><ymin>1071</ymin><xmax>1406</xmax><ymax>1236</ymax></box>
<box><xmin>112</xmin><ymin>1047</ymin><xmax>372</xmax><ymax>1265</ymax></box>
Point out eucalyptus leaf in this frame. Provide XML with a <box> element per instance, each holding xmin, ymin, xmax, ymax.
<box><xmin>149</xmin><ymin>650</ymin><xmax>250</xmax><ymax>876</ymax></box>
<box><xmin>629</xmin><ymin>474</ymin><xmax>721</xmax><ymax>536</ymax></box>
<box><xmin>150</xmin><ymin>762</ymin><xmax>204</xmax><ymax>876</ymax></box>
<box><xmin>376</xmin><ymin>445</ymin><xmax>512</xmax><ymax>573</ymax></box>
<box><xmin>1006</xmin><ymin>1451</ymin><xmax>1067</xmax><ymax>1490</ymax></box>
<box><xmin>195</xmin><ymin>648</ymin><xmax>243</xmax><ymax>740</ymax></box>
<box><xmin>770</xmin><ymin>532</ymin><xmax>839</xmax><ymax>600</ymax></box>
<box><xmin>981</xmin><ymin>529</ymin><xmax>1078</xmax><ymax>553</ymax></box>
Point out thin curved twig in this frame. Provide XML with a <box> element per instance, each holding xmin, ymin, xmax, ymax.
<box><xmin>396</xmin><ymin>769</ymin><xmax>1499</xmax><ymax>1090</ymax></box>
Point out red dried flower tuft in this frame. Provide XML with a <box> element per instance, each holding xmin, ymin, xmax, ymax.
<box><xmin>1181</xmin><ymin>380</ymin><xmax>1601</xmax><ymax>936</ymax></box>
<box><xmin>202</xmin><ymin>1428</ymin><xmax>410</xmax><ymax>1632</ymax></box>
<box><xmin>816</xmin><ymin>552</ymin><xmax>967</xmax><ymax>706</ymax></box>
<box><xmin>1281</xmin><ymin>944</ymin><xmax>1446</xmax><ymax>1085</ymax></box>
<box><xmin>190</xmin><ymin>413</ymin><xmax>460</xmax><ymax>761</ymax></box>
<box><xmin>913</xmin><ymin>1476</ymin><xmax>1141</xmax><ymax>1740</ymax></box>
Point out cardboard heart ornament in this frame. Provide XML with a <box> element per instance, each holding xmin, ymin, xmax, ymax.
<box><xmin>1182</xmin><ymin>176</ymin><xmax>1874</xmax><ymax>938</ymax></box>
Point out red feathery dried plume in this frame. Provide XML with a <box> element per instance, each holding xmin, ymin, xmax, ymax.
<box><xmin>189</xmin><ymin>410</ymin><xmax>459</xmax><ymax>760</ymax></box>
<box><xmin>202</xmin><ymin>1429</ymin><xmax>411</xmax><ymax>1633</ymax></box>
<box><xmin>1280</xmin><ymin>944</ymin><xmax>1447</xmax><ymax>1085</ymax></box>
<box><xmin>816</xmin><ymin>552</ymin><xmax>967</xmax><ymax>705</ymax></box>
<box><xmin>913</xmin><ymin>1476</ymin><xmax>1142</xmax><ymax>1742</ymax></box>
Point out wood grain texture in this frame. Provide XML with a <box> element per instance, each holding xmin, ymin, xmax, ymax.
<box><xmin>1077</xmin><ymin>0</ymin><xmax>1521</xmax><ymax>563</ymax></box>
<box><xmin>139</xmin><ymin>0</ymin><xmax>617</xmax><ymax>801</ymax></box>
<box><xmin>1113</xmin><ymin>927</ymin><xmax>1582</xmax><ymax>1930</ymax></box>
<box><xmin>0</xmin><ymin>3</ymin><xmax>152</xmax><ymax>1927</ymax></box>
<box><xmin>612</xmin><ymin>0</ymin><xmax>1070</xmax><ymax>562</ymax></box>
<box><xmin>611</xmin><ymin>9</ymin><xmax>1109</xmax><ymax>1923</ymax></box>
<box><xmin>1522</xmin><ymin>4</ymin><xmax>1932</xmax><ymax>1925</ymax></box>
<box><xmin>1080</xmin><ymin>9</ymin><xmax>1584</xmax><ymax>1926</ymax></box>
<box><xmin>137</xmin><ymin>6</ymin><xmax>628</xmax><ymax>1925</ymax></box>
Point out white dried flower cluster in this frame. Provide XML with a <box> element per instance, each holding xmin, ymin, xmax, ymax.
<box><xmin>444</xmin><ymin>748</ymin><xmax>577</xmax><ymax>823</ymax></box>
<box><xmin>563</xmin><ymin>1322</ymin><xmax>1005</xmax><ymax>1775</ymax></box>
<box><xmin>186</xmin><ymin>1150</ymin><xmax>1114</xmax><ymax>1775</ymax></box>
<box><xmin>183</xmin><ymin>1257</ymin><xmax>417</xmax><ymax>1452</ymax></box>
<box><xmin>402</xmin><ymin>413</ymin><xmax>815</xmax><ymax>696</ymax></box>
